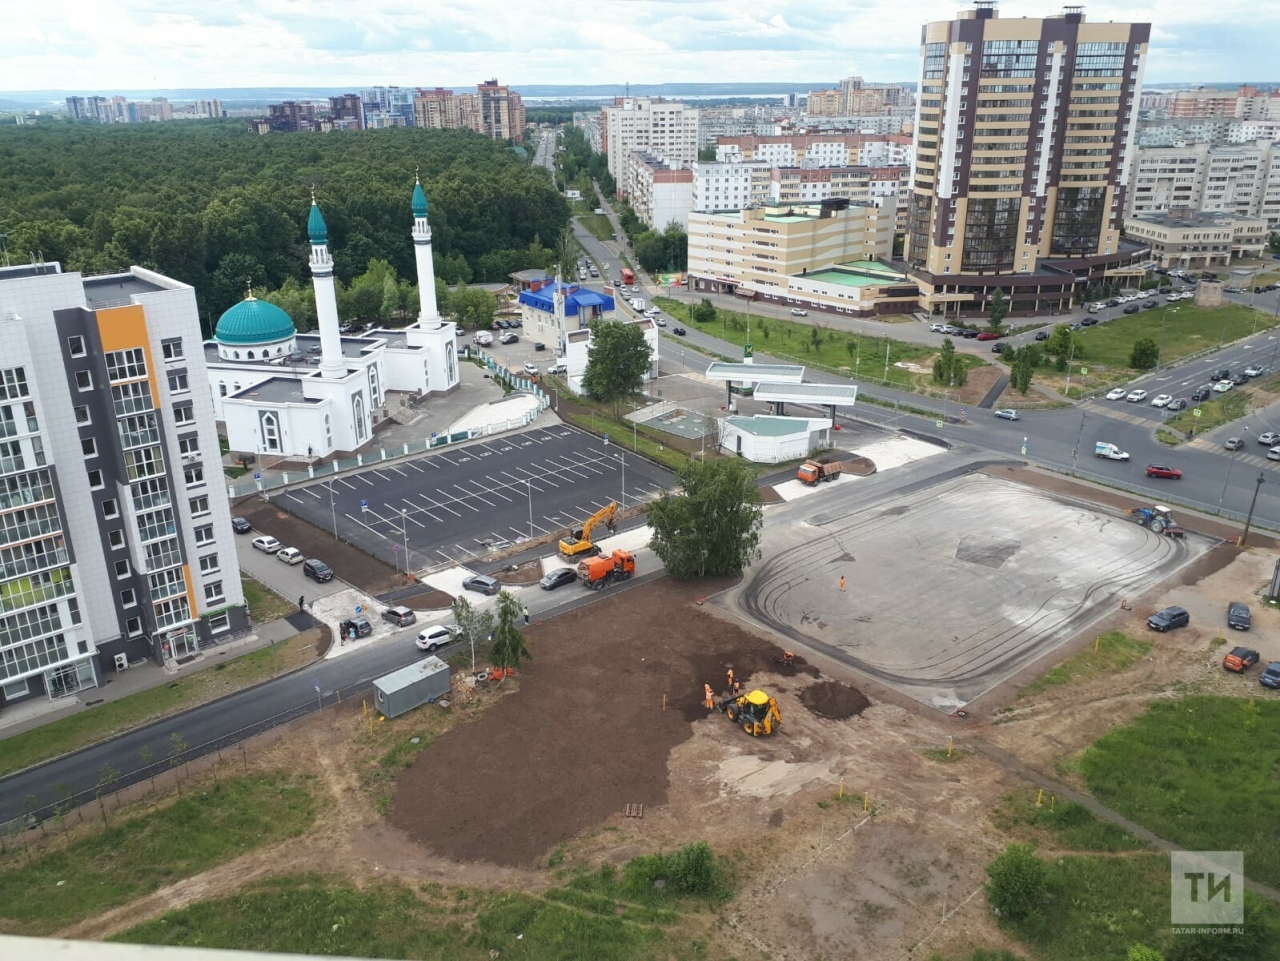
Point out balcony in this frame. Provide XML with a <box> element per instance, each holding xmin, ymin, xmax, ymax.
<box><xmin>0</xmin><ymin>569</ymin><xmax>76</xmax><ymax>614</ymax></box>
<box><xmin>0</xmin><ymin>546</ymin><xmax>68</xmax><ymax>581</ymax></box>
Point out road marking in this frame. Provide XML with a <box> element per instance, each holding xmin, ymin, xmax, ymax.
<box><xmin>392</xmin><ymin>505</ymin><xmax>428</xmax><ymax>528</ymax></box>
<box><xmin>401</xmin><ymin>497</ymin><xmax>442</xmax><ymax>523</ymax></box>
<box><xmin>354</xmin><ymin>474</ymin><xmax>376</xmax><ymax>486</ymax></box>
<box><xmin>344</xmin><ymin>512</ymin><xmax>387</xmax><ymax>539</ymax></box>
<box><xmin>388</xmin><ymin>466</ymin><xmax>408</xmax><ymax>477</ymax></box>
<box><xmin>482</xmin><ymin>476</ymin><xmax>516</xmax><ymax>501</ymax></box>
<box><xmin>450</xmin><ymin>486</ymin><xmax>483</xmax><ymax>510</ymax></box>
<box><xmin>417</xmin><ymin>492</ymin><xmax>461</xmax><ymax>518</ymax></box>
<box><xmin>336</xmin><ymin>477</ymin><xmax>358</xmax><ymax>491</ymax></box>
<box><xmin>407</xmin><ymin>462</ymin><xmax>427</xmax><ymax>472</ymax></box>
<box><xmin>436</xmin><ymin>549</ymin><xmax>453</xmax><ymax>563</ymax></box>
<box><xmin>286</xmin><ymin>493</ymin><xmax>304</xmax><ymax>504</ymax></box>
<box><xmin>303</xmin><ymin>488</ymin><xmax>323</xmax><ymax>499</ymax></box>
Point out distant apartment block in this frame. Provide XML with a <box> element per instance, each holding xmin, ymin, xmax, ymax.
<box><xmin>0</xmin><ymin>262</ymin><xmax>248</xmax><ymax>710</ymax></box>
<box><xmin>624</xmin><ymin>153</ymin><xmax>693</xmax><ymax>231</ymax></box>
<box><xmin>600</xmin><ymin>98</ymin><xmax>700</xmax><ymax>193</ymax></box>
<box><xmin>65</xmin><ymin>95</ymin><xmax>177</xmax><ymax>124</ymax></box>
<box><xmin>1123</xmin><ymin>209</ymin><xmax>1268</xmax><ymax>268</ymax></box>
<box><xmin>268</xmin><ymin>100</ymin><xmax>317</xmax><ymax>133</ymax></box>
<box><xmin>473</xmin><ymin>79</ymin><xmax>525</xmax><ymax>140</ymax></box>
<box><xmin>697</xmin><ymin>105</ymin><xmax>779</xmax><ymax>147</ymax></box>
<box><xmin>1167</xmin><ymin>85</ymin><xmax>1280</xmax><ymax>120</ymax></box>
<box><xmin>329</xmin><ymin>94</ymin><xmax>364</xmax><ymax>129</ymax></box>
<box><xmin>1138</xmin><ymin>117</ymin><xmax>1280</xmax><ymax>148</ymax></box>
<box><xmin>1126</xmin><ymin>140</ymin><xmax>1280</xmax><ymax>226</ymax></box>
<box><xmin>714</xmin><ymin>132</ymin><xmax>914</xmax><ymax>168</ymax></box>
<box><xmin>805</xmin><ymin>76</ymin><xmax>914</xmax><ymax>118</ymax></box>
<box><xmin>413</xmin><ymin>88</ymin><xmax>464</xmax><ymax>129</ymax></box>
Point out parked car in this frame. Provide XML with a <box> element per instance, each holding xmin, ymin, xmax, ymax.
<box><xmin>791</xmin><ymin>308</ymin><xmax>808</xmax><ymax>316</ymax></box>
<box><xmin>1123</xmin><ymin>305</ymin><xmax>1140</xmax><ymax>314</ymax></box>
<box><xmin>499</xmin><ymin>332</ymin><xmax>519</xmax><ymax>345</ymax></box>
<box><xmin>231</xmin><ymin>516</ymin><xmax>252</xmax><ymax>534</ymax></box>
<box><xmin>976</xmin><ymin>331</ymin><xmax>1000</xmax><ymax>341</ymax></box>
<box><xmin>993</xmin><ymin>409</ymin><xmax>1019</xmax><ymax>421</ymax></box>
<box><xmin>1245</xmin><ymin>365</ymin><xmax>1265</xmax><ymax>378</ymax></box>
<box><xmin>1223</xmin><ymin>646</ymin><xmax>1260</xmax><ymax>673</ymax></box>
<box><xmin>523</xmin><ymin>362</ymin><xmax>540</xmax><ymax>375</ymax></box>
<box><xmin>251</xmin><ymin>535</ymin><xmax>282</xmax><ymax>553</ymax></box>
<box><xmin>1150</xmin><ymin>394</ymin><xmax>1172</xmax><ymax>407</ymax></box>
<box><xmin>547</xmin><ymin>362</ymin><xmax>568</xmax><ymax>374</ymax></box>
<box><xmin>1147</xmin><ymin>606</ymin><xmax>1190</xmax><ymax>632</ymax></box>
<box><xmin>339</xmin><ymin>615</ymin><xmax>373</xmax><ymax>639</ymax></box>
<box><xmin>415</xmin><ymin>624</ymin><xmax>455</xmax><ymax>653</ymax></box>
<box><xmin>302</xmin><ymin>558</ymin><xmax>333</xmax><ymax>582</ymax></box>
<box><xmin>991</xmin><ymin>343</ymin><xmax>1007</xmax><ymax>354</ymax></box>
<box><xmin>1143</xmin><ymin>300</ymin><xmax>1159</xmax><ymax>309</ymax></box>
<box><xmin>1035</xmin><ymin>330</ymin><xmax>1050</xmax><ymax>341</ymax></box>
<box><xmin>462</xmin><ymin>574</ymin><xmax>501</xmax><ymax>595</ymax></box>
<box><xmin>276</xmin><ymin>547</ymin><xmax>305</xmax><ymax>565</ymax></box>
<box><xmin>1106</xmin><ymin>298</ymin><xmax>1121</xmax><ymax>307</ymax></box>
<box><xmin>961</xmin><ymin>329</ymin><xmax>978</xmax><ymax>339</ymax></box>
<box><xmin>1215</xmin><ymin>369</ymin><xmax>1231</xmax><ymax>380</ymax></box>
<box><xmin>1106</xmin><ymin>387</ymin><xmax>1128</xmax><ymax>401</ymax></box>
<box><xmin>540</xmin><ymin>567</ymin><xmax>578</xmax><ymax>590</ymax></box>
<box><xmin>940</xmin><ymin>325</ymin><xmax>959</xmax><ymax>335</ymax></box>
<box><xmin>1166</xmin><ymin>399</ymin><xmax>1188</xmax><ymax>412</ymax></box>
<box><xmin>930</xmin><ymin>323</ymin><xmax>947</xmax><ymax>333</ymax></box>
<box><xmin>672</xmin><ymin>326</ymin><xmax>687</xmax><ymax>336</ymax></box>
<box><xmin>1227</xmin><ymin>602</ymin><xmax>1252</xmax><ymax>631</ymax></box>
<box><xmin>1260</xmin><ymin>662</ymin><xmax>1280</xmax><ymax>689</ymax></box>
<box><xmin>1213</xmin><ymin>380</ymin><xmax>1233</xmax><ymax>393</ymax></box>
<box><xmin>1191</xmin><ymin>386</ymin><xmax>1213</xmax><ymax>401</ymax></box>
<box><xmin>1145</xmin><ymin>464</ymin><xmax>1182</xmax><ymax>479</ymax></box>
<box><xmin>1268</xmin><ymin>446</ymin><xmax>1280</xmax><ymax>461</ymax></box>
<box><xmin>1126</xmin><ymin>389</ymin><xmax>1148</xmax><ymax>403</ymax></box>
<box><xmin>1224</xmin><ymin>436</ymin><xmax>1244</xmax><ymax>451</ymax></box>
<box><xmin>1230</xmin><ymin>372</ymin><xmax>1249</xmax><ymax>386</ymax></box>
<box><xmin>1081</xmin><ymin>317</ymin><xmax>1098</xmax><ymax>327</ymax></box>
<box><xmin>1257</xmin><ymin>431</ymin><xmax>1280</xmax><ymax>445</ymax></box>
<box><xmin>382</xmin><ymin>606</ymin><xmax>417</xmax><ymax>628</ymax></box>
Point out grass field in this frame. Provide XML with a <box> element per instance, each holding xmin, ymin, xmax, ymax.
<box><xmin>0</xmin><ymin>628</ymin><xmax>322</xmax><ymax>779</ymax></box>
<box><xmin>1162</xmin><ymin>388</ymin><xmax>1249</xmax><ymax>437</ymax></box>
<box><xmin>1018</xmin><ymin>631</ymin><xmax>1152</xmax><ymax>698</ymax></box>
<box><xmin>652</xmin><ymin>296</ymin><xmax>985</xmax><ymax>391</ymax></box>
<box><xmin>0</xmin><ymin>774</ymin><xmax>318</xmax><ymax>935</ymax></box>
<box><xmin>112</xmin><ymin>847</ymin><xmax>727</xmax><ymax>961</ymax></box>
<box><xmin>578</xmin><ymin>213</ymin><xmax>614</xmax><ymax>243</ymax></box>
<box><xmin>1081</xmin><ymin>695</ymin><xmax>1280</xmax><ymax>889</ymax></box>
<box><xmin>993</xmin><ymin>789</ymin><xmax>1146</xmax><ymax>853</ymax></box>
<box><xmin>242</xmin><ymin>575</ymin><xmax>295</xmax><ymax>622</ymax></box>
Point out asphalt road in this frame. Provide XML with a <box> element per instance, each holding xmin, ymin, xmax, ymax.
<box><xmin>275</xmin><ymin>425</ymin><xmax>673</xmax><ymax>567</ymax></box>
<box><xmin>236</xmin><ymin>536</ymin><xmax>351</xmax><ymax>606</ymax></box>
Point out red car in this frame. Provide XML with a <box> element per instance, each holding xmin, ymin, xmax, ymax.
<box><xmin>1145</xmin><ymin>464</ymin><xmax>1183</xmax><ymax>479</ymax></box>
<box><xmin>976</xmin><ymin>332</ymin><xmax>1000</xmax><ymax>341</ymax></box>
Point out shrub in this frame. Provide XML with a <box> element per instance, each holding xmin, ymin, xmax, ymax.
<box><xmin>986</xmin><ymin>843</ymin><xmax>1047</xmax><ymax>921</ymax></box>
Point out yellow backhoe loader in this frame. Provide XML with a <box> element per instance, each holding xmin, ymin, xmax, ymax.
<box><xmin>716</xmin><ymin>689</ymin><xmax>783</xmax><ymax>737</ymax></box>
<box><xmin>558</xmin><ymin>501</ymin><xmax>617</xmax><ymax>558</ymax></box>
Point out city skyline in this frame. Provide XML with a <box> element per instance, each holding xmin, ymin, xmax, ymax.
<box><xmin>7</xmin><ymin>0</ymin><xmax>1278</xmax><ymax>91</ymax></box>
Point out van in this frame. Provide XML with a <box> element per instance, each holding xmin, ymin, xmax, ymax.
<box><xmin>473</xmin><ymin>331</ymin><xmax>493</xmax><ymax>347</ymax></box>
<box><xmin>632</xmin><ymin>298</ymin><xmax>646</xmax><ymax>311</ymax></box>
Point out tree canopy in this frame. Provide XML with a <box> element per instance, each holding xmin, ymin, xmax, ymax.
<box><xmin>582</xmin><ymin>320</ymin><xmax>652</xmax><ymax>416</ymax></box>
<box><xmin>648</xmin><ymin>459</ymin><xmax>763</xmax><ymax>579</ymax></box>
<box><xmin>0</xmin><ymin>122</ymin><xmax>567</xmax><ymax>330</ymax></box>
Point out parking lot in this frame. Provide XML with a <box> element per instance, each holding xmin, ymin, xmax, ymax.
<box><xmin>274</xmin><ymin>425</ymin><xmax>674</xmax><ymax>569</ymax></box>
<box><xmin>735</xmin><ymin>471</ymin><xmax>1217</xmax><ymax>711</ymax></box>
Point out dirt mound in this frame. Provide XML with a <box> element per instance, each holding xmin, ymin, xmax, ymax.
<box><xmin>388</xmin><ymin>577</ymin><xmax>790</xmax><ymax>867</ymax></box>
<box><xmin>842</xmin><ymin>455</ymin><xmax>876</xmax><ymax>476</ymax></box>
<box><xmin>800</xmin><ymin>681</ymin><xmax>870</xmax><ymax>720</ymax></box>
<box><xmin>395</xmin><ymin>588</ymin><xmax>455</xmax><ymax>610</ymax></box>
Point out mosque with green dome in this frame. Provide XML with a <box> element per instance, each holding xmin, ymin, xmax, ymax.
<box><xmin>206</xmin><ymin>176</ymin><xmax>459</xmax><ymax>459</ymax></box>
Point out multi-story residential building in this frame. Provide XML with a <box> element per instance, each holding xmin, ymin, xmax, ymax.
<box><xmin>268</xmin><ymin>101</ymin><xmax>317</xmax><ymax>133</ymax></box>
<box><xmin>1169</xmin><ymin>87</ymin><xmax>1244</xmax><ymax>119</ymax></box>
<box><xmin>625</xmin><ymin>153</ymin><xmax>694</xmax><ymax>230</ymax></box>
<box><xmin>1123</xmin><ymin>209</ymin><xmax>1268</xmax><ymax>268</ymax></box>
<box><xmin>328</xmin><ymin>94</ymin><xmax>364</xmax><ymax>129</ymax></box>
<box><xmin>693</xmin><ymin>161</ymin><xmax>774</xmax><ymax>213</ymax></box>
<box><xmin>1127</xmin><ymin>140</ymin><xmax>1280</xmax><ymax>227</ymax></box>
<box><xmin>714</xmin><ymin>132</ymin><xmax>914</xmax><ymax>167</ymax></box>
<box><xmin>600</xmin><ymin>98</ymin><xmax>700</xmax><ymax>192</ymax></box>
<box><xmin>906</xmin><ymin>4</ymin><xmax>1152</xmax><ymax>317</ymax></box>
<box><xmin>806</xmin><ymin>89</ymin><xmax>845</xmax><ymax>116</ymax></box>
<box><xmin>0</xmin><ymin>262</ymin><xmax>247</xmax><ymax>710</ymax></box>
<box><xmin>190</xmin><ymin>99</ymin><xmax>223</xmax><ymax>120</ymax></box>
<box><xmin>413</xmin><ymin>88</ymin><xmax>464</xmax><ymax>130</ymax></box>
<box><xmin>697</xmin><ymin>106</ymin><xmax>776</xmax><ymax>148</ymax></box>
<box><xmin>360</xmin><ymin>86</ymin><xmax>415</xmax><ymax>128</ymax></box>
<box><xmin>471</xmin><ymin>80</ymin><xmax>525</xmax><ymax>140</ymax></box>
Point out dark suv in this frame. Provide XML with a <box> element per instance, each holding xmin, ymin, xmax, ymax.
<box><xmin>302</xmin><ymin>559</ymin><xmax>333</xmax><ymax>582</ymax></box>
<box><xmin>1147</xmin><ymin>606</ymin><xmax>1190</xmax><ymax>632</ymax></box>
<box><xmin>1227</xmin><ymin>601</ymin><xmax>1252</xmax><ymax>631</ymax></box>
<box><xmin>1191</xmin><ymin>386</ymin><xmax>1212</xmax><ymax>402</ymax></box>
<box><xmin>339</xmin><ymin>616</ymin><xmax>373</xmax><ymax>639</ymax></box>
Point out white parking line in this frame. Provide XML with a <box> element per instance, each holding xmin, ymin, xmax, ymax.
<box><xmin>388</xmin><ymin>466</ymin><xmax>408</xmax><ymax>477</ymax></box>
<box><xmin>286</xmin><ymin>493</ymin><xmax>305</xmax><ymax>504</ymax></box>
<box><xmin>401</xmin><ymin>497</ymin><xmax>443</xmax><ymax>523</ymax></box>
<box><xmin>354</xmin><ymin>474</ymin><xmax>375</xmax><ymax>486</ymax></box>
<box><xmin>417</xmin><ymin>492</ymin><xmax>461</xmax><ymax>518</ymax></box>
<box><xmin>304</xmin><ymin>488</ymin><xmax>323</xmax><ymax>499</ymax></box>
<box><xmin>407</xmin><ymin>462</ymin><xmax>427</xmax><ymax>472</ymax></box>
<box><xmin>516</xmin><ymin>466</ymin><xmax>558</xmax><ymax>488</ymax></box>
<box><xmin>344</xmin><ymin>512</ymin><xmax>388</xmax><ymax>539</ymax></box>
<box><xmin>450</xmin><ymin>486</ymin><xmax>483</xmax><ymax>510</ymax></box>
<box><xmin>336</xmin><ymin>478</ymin><xmax>358</xmax><ymax>491</ymax></box>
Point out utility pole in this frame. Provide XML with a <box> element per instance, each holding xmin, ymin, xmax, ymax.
<box><xmin>1242</xmin><ymin>472</ymin><xmax>1265</xmax><ymax>546</ymax></box>
<box><xmin>883</xmin><ymin>338</ymin><xmax>890</xmax><ymax>384</ymax></box>
<box><xmin>527</xmin><ymin>479</ymin><xmax>534</xmax><ymax>539</ymax></box>
<box><xmin>328</xmin><ymin>481</ymin><xmax>338</xmax><ymax>539</ymax></box>
<box><xmin>401</xmin><ymin>509</ymin><xmax>410</xmax><ymax>573</ymax></box>
<box><xmin>1072</xmin><ymin>410</ymin><xmax>1085</xmax><ymax>475</ymax></box>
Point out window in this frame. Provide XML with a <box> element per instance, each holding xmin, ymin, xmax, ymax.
<box><xmin>88</xmin><ymin>469</ymin><xmax>103</xmax><ymax>490</ymax></box>
<box><xmin>75</xmin><ymin>370</ymin><xmax>93</xmax><ymax>391</ymax></box>
<box><xmin>173</xmin><ymin>405</ymin><xmax>194</xmax><ymax>425</ymax></box>
<box><xmin>184</xmin><ymin>466</ymin><xmax>204</xmax><ymax>487</ymax></box>
<box><xmin>67</xmin><ymin>336</ymin><xmax>86</xmax><ymax>358</ymax></box>
<box><xmin>208</xmin><ymin>612</ymin><xmax>230</xmax><ymax>634</ymax></box>
<box><xmin>101</xmin><ymin>498</ymin><xmax>119</xmax><ymax>519</ymax></box>
<box><xmin>204</xmin><ymin>581</ymin><xmax>224</xmax><ymax>603</ymax></box>
<box><xmin>189</xmin><ymin>495</ymin><xmax>209</xmax><ymax>516</ymax></box>
<box><xmin>108</xmin><ymin>529</ymin><xmax>124</xmax><ymax>549</ymax></box>
<box><xmin>74</xmin><ymin>405</ymin><xmax>90</xmax><ymax>425</ymax></box>
<box><xmin>81</xmin><ymin>437</ymin><xmax>97</xmax><ymax>458</ymax></box>
<box><xmin>126</xmin><ymin>616</ymin><xmax>143</xmax><ymax>637</ymax></box>
<box><xmin>194</xmin><ymin>524</ymin><xmax>214</xmax><ymax>545</ymax></box>
<box><xmin>0</xmin><ymin>368</ymin><xmax>28</xmax><ymax>400</ymax></box>
<box><xmin>218</xmin><ymin>384</ymin><xmax>228</xmax><ymax>397</ymax></box>
<box><xmin>168</xmin><ymin>371</ymin><xmax>189</xmax><ymax>393</ymax></box>
<box><xmin>105</xmin><ymin>348</ymin><xmax>147</xmax><ymax>382</ymax></box>
<box><xmin>178</xmin><ymin>436</ymin><xmax>200</xmax><ymax>457</ymax></box>
<box><xmin>120</xmin><ymin>588</ymin><xmax>136</xmax><ymax>607</ymax></box>
<box><xmin>162</xmin><ymin>340</ymin><xmax>184</xmax><ymax>361</ymax></box>
<box><xmin>114</xmin><ymin>559</ymin><xmax>130</xmax><ymax>578</ymax></box>
<box><xmin>198</xmin><ymin>553</ymin><xmax>219</xmax><ymax>574</ymax></box>
<box><xmin>112</xmin><ymin>381</ymin><xmax>153</xmax><ymax>416</ymax></box>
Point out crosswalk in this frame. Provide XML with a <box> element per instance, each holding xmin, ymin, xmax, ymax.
<box><xmin>1181</xmin><ymin>435</ymin><xmax>1278</xmax><ymax>469</ymax></box>
<box><xmin>1081</xmin><ymin>401</ymin><xmax>1166</xmax><ymax>429</ymax></box>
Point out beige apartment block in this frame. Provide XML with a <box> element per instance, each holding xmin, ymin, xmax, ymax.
<box><xmin>1123</xmin><ymin>210</ymin><xmax>1267</xmax><ymax>269</ymax></box>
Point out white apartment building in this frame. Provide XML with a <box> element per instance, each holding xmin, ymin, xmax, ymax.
<box><xmin>600</xmin><ymin>98</ymin><xmax>699</xmax><ymax>193</ymax></box>
<box><xmin>1127</xmin><ymin>140</ymin><xmax>1280</xmax><ymax>227</ymax></box>
<box><xmin>714</xmin><ymin>132</ymin><xmax>914</xmax><ymax>167</ymax></box>
<box><xmin>0</xmin><ymin>262</ymin><xmax>249</xmax><ymax>710</ymax></box>
<box><xmin>624</xmin><ymin>153</ymin><xmax>693</xmax><ymax>231</ymax></box>
<box><xmin>693</xmin><ymin>161</ymin><xmax>774</xmax><ymax>212</ymax></box>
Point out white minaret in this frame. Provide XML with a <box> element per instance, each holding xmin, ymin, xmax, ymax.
<box><xmin>307</xmin><ymin>191</ymin><xmax>345</xmax><ymax>379</ymax></box>
<box><xmin>411</xmin><ymin>171</ymin><xmax>440</xmax><ymax>329</ymax></box>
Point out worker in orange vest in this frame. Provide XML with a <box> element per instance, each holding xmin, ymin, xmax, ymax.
<box><xmin>726</xmin><ymin>668</ymin><xmax>734</xmax><ymax>692</ymax></box>
<box><xmin>704</xmin><ymin>683</ymin><xmax>714</xmax><ymax>709</ymax></box>
<box><xmin>783</xmin><ymin>650</ymin><xmax>795</xmax><ymax>666</ymax></box>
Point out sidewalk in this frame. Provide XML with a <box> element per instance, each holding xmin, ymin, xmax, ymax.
<box><xmin>0</xmin><ymin>615</ymin><xmax>304</xmax><ymax>741</ymax></box>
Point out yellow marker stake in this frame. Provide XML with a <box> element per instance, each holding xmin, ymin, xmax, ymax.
<box><xmin>947</xmin><ymin>736</ymin><xmax>953</xmax><ymax>757</ymax></box>
<box><xmin>1050</xmin><ymin>795</ymin><xmax>1056</xmax><ymax>812</ymax></box>
<box><xmin>662</xmin><ymin>693</ymin><xmax>667</xmax><ymax>711</ymax></box>
<box><xmin>1095</xmin><ymin>635</ymin><xmax>1100</xmax><ymax>653</ymax></box>
<box><xmin>839</xmin><ymin>780</ymin><xmax>844</xmax><ymax>799</ymax></box>
<box><xmin>1036</xmin><ymin>788</ymin><xmax>1044</xmax><ymax>806</ymax></box>
<box><xmin>863</xmin><ymin>792</ymin><xmax>869</xmax><ymax>812</ymax></box>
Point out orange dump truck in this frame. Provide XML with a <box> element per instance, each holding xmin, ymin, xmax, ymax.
<box><xmin>796</xmin><ymin>459</ymin><xmax>846</xmax><ymax>485</ymax></box>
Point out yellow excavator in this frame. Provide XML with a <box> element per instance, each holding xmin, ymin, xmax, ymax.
<box><xmin>559</xmin><ymin>501</ymin><xmax>617</xmax><ymax>558</ymax></box>
<box><xmin>717</xmin><ymin>689</ymin><xmax>783</xmax><ymax>737</ymax></box>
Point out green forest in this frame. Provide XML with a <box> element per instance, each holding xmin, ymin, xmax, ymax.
<box><xmin>0</xmin><ymin>122</ymin><xmax>568</xmax><ymax>330</ymax></box>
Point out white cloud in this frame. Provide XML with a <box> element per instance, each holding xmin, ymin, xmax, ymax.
<box><xmin>3</xmin><ymin>0</ymin><xmax>1275</xmax><ymax>91</ymax></box>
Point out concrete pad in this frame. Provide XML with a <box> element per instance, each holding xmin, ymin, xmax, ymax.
<box><xmin>421</xmin><ymin>566</ymin><xmax>478</xmax><ymax>597</ymax></box>
<box><xmin>447</xmin><ymin>393</ymin><xmax>541</xmax><ymax>434</ymax></box>
<box><xmin>771</xmin><ymin>436</ymin><xmax>945</xmax><ymax>502</ymax></box>
<box><xmin>316</xmin><ymin>587</ymin><xmax>397</xmax><ymax>659</ymax></box>
<box><xmin>737</xmin><ymin>473</ymin><xmax>1215</xmax><ymax>711</ymax></box>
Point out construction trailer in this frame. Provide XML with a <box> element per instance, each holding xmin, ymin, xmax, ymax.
<box><xmin>373</xmin><ymin>656</ymin><xmax>451</xmax><ymax>719</ymax></box>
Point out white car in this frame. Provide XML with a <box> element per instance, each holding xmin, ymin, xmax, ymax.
<box><xmin>930</xmin><ymin>323</ymin><xmax>948</xmax><ymax>332</ymax></box>
<box><xmin>1126</xmin><ymin>389</ymin><xmax>1148</xmax><ymax>403</ymax></box>
<box><xmin>1213</xmin><ymin>380</ymin><xmax>1233</xmax><ymax>392</ymax></box>
<box><xmin>1150</xmin><ymin>394</ymin><xmax>1173</xmax><ymax>408</ymax></box>
<box><xmin>1270</xmin><ymin>447</ymin><xmax>1280</xmax><ymax>462</ymax></box>
<box><xmin>523</xmin><ymin>362</ymin><xmax>539</xmax><ymax>375</ymax></box>
<box><xmin>941</xmin><ymin>324</ymin><xmax>959</xmax><ymax>335</ymax></box>
<box><xmin>415</xmin><ymin>624</ymin><xmax>455</xmax><ymax>653</ymax></box>
<box><xmin>791</xmin><ymin>308</ymin><xmax>808</xmax><ymax>317</ymax></box>
<box><xmin>1166</xmin><ymin>293</ymin><xmax>1180</xmax><ymax>302</ymax></box>
<box><xmin>1106</xmin><ymin>387</ymin><xmax>1128</xmax><ymax>401</ymax></box>
<box><xmin>251</xmin><ymin>535</ymin><xmax>281</xmax><ymax>553</ymax></box>
<box><xmin>276</xmin><ymin>547</ymin><xmax>304</xmax><ymax>565</ymax></box>
<box><xmin>1245</xmin><ymin>365</ymin><xmax>1264</xmax><ymax>378</ymax></box>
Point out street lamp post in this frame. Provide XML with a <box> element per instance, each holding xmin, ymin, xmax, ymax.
<box><xmin>527</xmin><ymin>479</ymin><xmax>534</xmax><ymax>539</ymax></box>
<box><xmin>1071</xmin><ymin>411</ymin><xmax>1086</xmax><ymax>475</ymax></box>
<box><xmin>620</xmin><ymin>451</ymin><xmax>626</xmax><ymax>509</ymax></box>
<box><xmin>1242</xmin><ymin>472</ymin><xmax>1266</xmax><ymax>545</ymax></box>
<box><xmin>401</xmin><ymin>509</ymin><xmax>410</xmax><ymax>574</ymax></box>
<box><xmin>1217</xmin><ymin>431</ymin><xmax>1247</xmax><ymax>515</ymax></box>
<box><xmin>328</xmin><ymin>480</ymin><xmax>338</xmax><ymax>539</ymax></box>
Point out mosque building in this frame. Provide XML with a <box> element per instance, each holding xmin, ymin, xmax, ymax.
<box><xmin>205</xmin><ymin>176</ymin><xmax>459</xmax><ymax>459</ymax></box>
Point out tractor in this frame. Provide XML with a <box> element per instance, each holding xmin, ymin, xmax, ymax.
<box><xmin>716</xmin><ymin>689</ymin><xmax>783</xmax><ymax>737</ymax></box>
<box><xmin>1128</xmin><ymin>504</ymin><xmax>1175</xmax><ymax>533</ymax></box>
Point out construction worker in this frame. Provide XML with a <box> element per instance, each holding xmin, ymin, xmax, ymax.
<box><xmin>732</xmin><ymin>677</ymin><xmax>742</xmax><ymax>697</ymax></box>
<box><xmin>726</xmin><ymin>668</ymin><xmax>734</xmax><ymax>692</ymax></box>
<box><xmin>522</xmin><ymin>605</ymin><xmax>530</xmax><ymax>626</ymax></box>
<box><xmin>704</xmin><ymin>683</ymin><xmax>714</xmax><ymax>709</ymax></box>
<box><xmin>839</xmin><ymin>574</ymin><xmax>846</xmax><ymax>592</ymax></box>
<box><xmin>782</xmin><ymin>650</ymin><xmax>795</xmax><ymax>666</ymax></box>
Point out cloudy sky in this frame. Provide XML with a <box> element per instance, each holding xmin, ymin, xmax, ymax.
<box><xmin>7</xmin><ymin>0</ymin><xmax>1276</xmax><ymax>92</ymax></box>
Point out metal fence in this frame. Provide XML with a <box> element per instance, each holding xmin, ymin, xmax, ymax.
<box><xmin>226</xmin><ymin>355</ymin><xmax>550</xmax><ymax>500</ymax></box>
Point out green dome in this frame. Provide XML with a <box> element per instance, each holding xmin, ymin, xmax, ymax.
<box><xmin>307</xmin><ymin>200</ymin><xmax>328</xmax><ymax>245</ymax></box>
<box><xmin>412</xmin><ymin>180</ymin><xmax>428</xmax><ymax>218</ymax></box>
<box><xmin>215</xmin><ymin>297</ymin><xmax>296</xmax><ymax>345</ymax></box>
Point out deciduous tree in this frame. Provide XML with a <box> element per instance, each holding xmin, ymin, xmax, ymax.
<box><xmin>988</xmin><ymin>288</ymin><xmax>1009</xmax><ymax>330</ymax></box>
<box><xmin>1130</xmin><ymin>337</ymin><xmax>1160</xmax><ymax>370</ymax></box>
<box><xmin>489</xmin><ymin>591</ymin><xmax>531</xmax><ymax>670</ymax></box>
<box><xmin>648</xmin><ymin>459</ymin><xmax>763</xmax><ymax>579</ymax></box>
<box><xmin>583</xmin><ymin>320</ymin><xmax>652</xmax><ymax>417</ymax></box>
